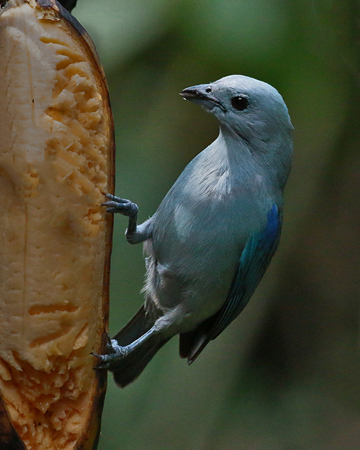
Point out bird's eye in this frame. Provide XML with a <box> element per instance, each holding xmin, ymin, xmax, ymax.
<box><xmin>231</xmin><ymin>95</ymin><xmax>249</xmax><ymax>111</ymax></box>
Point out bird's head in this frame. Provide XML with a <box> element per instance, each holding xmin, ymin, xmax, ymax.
<box><xmin>180</xmin><ymin>75</ymin><xmax>293</xmax><ymax>188</ymax></box>
<box><xmin>180</xmin><ymin>74</ymin><xmax>293</xmax><ymax>147</ymax></box>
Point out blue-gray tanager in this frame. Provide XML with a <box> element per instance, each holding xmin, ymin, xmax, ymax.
<box><xmin>95</xmin><ymin>75</ymin><xmax>293</xmax><ymax>387</ymax></box>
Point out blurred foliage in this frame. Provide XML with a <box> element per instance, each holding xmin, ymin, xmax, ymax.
<box><xmin>74</xmin><ymin>1</ymin><xmax>360</xmax><ymax>449</ymax></box>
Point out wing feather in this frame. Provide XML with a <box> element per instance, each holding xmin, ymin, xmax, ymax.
<box><xmin>180</xmin><ymin>204</ymin><xmax>282</xmax><ymax>363</ymax></box>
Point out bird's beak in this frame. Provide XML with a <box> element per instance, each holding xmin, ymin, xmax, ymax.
<box><xmin>180</xmin><ymin>84</ymin><xmax>226</xmax><ymax>111</ymax></box>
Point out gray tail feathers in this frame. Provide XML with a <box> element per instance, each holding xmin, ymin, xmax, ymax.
<box><xmin>179</xmin><ymin>310</ymin><xmax>221</xmax><ymax>364</ymax></box>
<box><xmin>112</xmin><ymin>306</ymin><xmax>151</xmax><ymax>346</ymax></box>
<box><xmin>112</xmin><ymin>335</ymin><xmax>169</xmax><ymax>388</ymax></box>
<box><xmin>111</xmin><ymin>306</ymin><xmax>170</xmax><ymax>388</ymax></box>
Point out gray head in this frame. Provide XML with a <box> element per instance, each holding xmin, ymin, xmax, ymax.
<box><xmin>180</xmin><ymin>75</ymin><xmax>293</xmax><ymax>188</ymax></box>
<box><xmin>181</xmin><ymin>75</ymin><xmax>292</xmax><ymax>143</ymax></box>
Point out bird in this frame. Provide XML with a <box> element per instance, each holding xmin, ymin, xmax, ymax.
<box><xmin>94</xmin><ymin>74</ymin><xmax>293</xmax><ymax>388</ymax></box>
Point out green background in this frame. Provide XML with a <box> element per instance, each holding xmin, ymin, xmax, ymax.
<box><xmin>74</xmin><ymin>1</ymin><xmax>360</xmax><ymax>449</ymax></box>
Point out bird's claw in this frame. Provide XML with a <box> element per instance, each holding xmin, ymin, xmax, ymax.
<box><xmin>102</xmin><ymin>193</ymin><xmax>138</xmax><ymax>217</ymax></box>
<box><xmin>92</xmin><ymin>339</ymin><xmax>129</xmax><ymax>370</ymax></box>
<box><xmin>92</xmin><ymin>351</ymin><xmax>113</xmax><ymax>370</ymax></box>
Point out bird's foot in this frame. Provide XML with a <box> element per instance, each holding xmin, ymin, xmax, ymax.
<box><xmin>102</xmin><ymin>194</ymin><xmax>138</xmax><ymax>217</ymax></box>
<box><xmin>92</xmin><ymin>339</ymin><xmax>129</xmax><ymax>370</ymax></box>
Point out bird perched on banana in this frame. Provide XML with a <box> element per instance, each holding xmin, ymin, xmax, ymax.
<box><xmin>94</xmin><ymin>74</ymin><xmax>293</xmax><ymax>388</ymax></box>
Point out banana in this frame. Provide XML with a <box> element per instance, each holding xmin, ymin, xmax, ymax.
<box><xmin>0</xmin><ymin>1</ymin><xmax>114</xmax><ymax>448</ymax></box>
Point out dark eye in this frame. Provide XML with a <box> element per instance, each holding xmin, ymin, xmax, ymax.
<box><xmin>231</xmin><ymin>95</ymin><xmax>249</xmax><ymax>111</ymax></box>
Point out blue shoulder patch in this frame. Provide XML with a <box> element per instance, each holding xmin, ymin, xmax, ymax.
<box><xmin>262</xmin><ymin>204</ymin><xmax>281</xmax><ymax>251</ymax></box>
<box><xmin>207</xmin><ymin>203</ymin><xmax>282</xmax><ymax>341</ymax></box>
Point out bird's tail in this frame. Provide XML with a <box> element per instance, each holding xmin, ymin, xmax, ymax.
<box><xmin>111</xmin><ymin>306</ymin><xmax>169</xmax><ymax>388</ymax></box>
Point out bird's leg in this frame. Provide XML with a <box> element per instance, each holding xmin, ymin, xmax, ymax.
<box><xmin>92</xmin><ymin>326</ymin><xmax>157</xmax><ymax>370</ymax></box>
<box><xmin>102</xmin><ymin>193</ymin><xmax>150</xmax><ymax>244</ymax></box>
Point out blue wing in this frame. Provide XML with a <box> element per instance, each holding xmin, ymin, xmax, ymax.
<box><xmin>179</xmin><ymin>204</ymin><xmax>282</xmax><ymax>363</ymax></box>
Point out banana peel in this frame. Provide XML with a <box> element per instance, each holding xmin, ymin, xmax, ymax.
<box><xmin>0</xmin><ymin>1</ymin><xmax>114</xmax><ymax>448</ymax></box>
